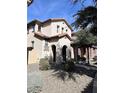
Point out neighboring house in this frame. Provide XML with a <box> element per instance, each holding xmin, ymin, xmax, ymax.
<box><xmin>71</xmin><ymin>32</ymin><xmax>97</xmax><ymax>62</ymax></box>
<box><xmin>27</xmin><ymin>18</ymin><xmax>74</xmax><ymax>64</ymax></box>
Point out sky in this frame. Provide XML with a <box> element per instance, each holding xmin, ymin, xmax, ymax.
<box><xmin>27</xmin><ymin>0</ymin><xmax>93</xmax><ymax>24</ymax></box>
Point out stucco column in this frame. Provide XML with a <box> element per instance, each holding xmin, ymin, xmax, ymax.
<box><xmin>78</xmin><ymin>48</ymin><xmax>81</xmax><ymax>57</ymax></box>
<box><xmin>56</xmin><ymin>45</ymin><xmax>62</xmax><ymax>63</ymax></box>
<box><xmin>80</xmin><ymin>48</ymin><xmax>83</xmax><ymax>58</ymax></box>
<box><xmin>89</xmin><ymin>47</ymin><xmax>91</xmax><ymax>60</ymax></box>
<box><xmin>85</xmin><ymin>47</ymin><xmax>87</xmax><ymax>60</ymax></box>
<box><xmin>71</xmin><ymin>47</ymin><xmax>74</xmax><ymax>59</ymax></box>
<box><xmin>94</xmin><ymin>48</ymin><xmax>97</xmax><ymax>57</ymax></box>
<box><xmin>87</xmin><ymin>47</ymin><xmax>90</xmax><ymax>64</ymax></box>
<box><xmin>66</xmin><ymin>46</ymin><xmax>71</xmax><ymax>60</ymax></box>
<box><xmin>91</xmin><ymin>48</ymin><xmax>93</xmax><ymax>59</ymax></box>
<box><xmin>75</xmin><ymin>47</ymin><xmax>78</xmax><ymax>61</ymax></box>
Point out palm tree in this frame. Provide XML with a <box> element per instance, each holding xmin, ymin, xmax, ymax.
<box><xmin>27</xmin><ymin>0</ymin><xmax>33</xmax><ymax>6</ymax></box>
<box><xmin>71</xmin><ymin>0</ymin><xmax>97</xmax><ymax>6</ymax></box>
<box><xmin>72</xmin><ymin>6</ymin><xmax>97</xmax><ymax>36</ymax></box>
<box><xmin>71</xmin><ymin>0</ymin><xmax>97</xmax><ymax>64</ymax></box>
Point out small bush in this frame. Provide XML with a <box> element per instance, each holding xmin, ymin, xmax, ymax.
<box><xmin>93</xmin><ymin>56</ymin><xmax>97</xmax><ymax>61</ymax></box>
<box><xmin>39</xmin><ymin>58</ymin><xmax>50</xmax><ymax>70</ymax></box>
<box><xmin>77</xmin><ymin>55</ymin><xmax>81</xmax><ymax>61</ymax></box>
<box><xmin>63</xmin><ymin>59</ymin><xmax>75</xmax><ymax>72</ymax></box>
<box><xmin>80</xmin><ymin>57</ymin><xmax>86</xmax><ymax>61</ymax></box>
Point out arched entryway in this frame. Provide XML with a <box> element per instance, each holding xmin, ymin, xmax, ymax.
<box><xmin>52</xmin><ymin>45</ymin><xmax>56</xmax><ymax>62</ymax></box>
<box><xmin>62</xmin><ymin>45</ymin><xmax>67</xmax><ymax>62</ymax></box>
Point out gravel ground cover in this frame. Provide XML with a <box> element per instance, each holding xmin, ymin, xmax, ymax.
<box><xmin>40</xmin><ymin>70</ymin><xmax>93</xmax><ymax>93</ymax></box>
<box><xmin>27</xmin><ymin>63</ymin><xmax>94</xmax><ymax>93</ymax></box>
<box><xmin>27</xmin><ymin>71</ymin><xmax>42</xmax><ymax>93</ymax></box>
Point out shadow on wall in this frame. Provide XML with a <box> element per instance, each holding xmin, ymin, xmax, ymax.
<box><xmin>50</xmin><ymin>43</ymin><xmax>71</xmax><ymax>64</ymax></box>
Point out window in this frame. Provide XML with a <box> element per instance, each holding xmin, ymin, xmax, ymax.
<box><xmin>38</xmin><ymin>26</ymin><xmax>41</xmax><ymax>32</ymax></box>
<box><xmin>66</xmin><ymin>29</ymin><xmax>68</xmax><ymax>32</ymax></box>
<box><xmin>62</xmin><ymin>27</ymin><xmax>64</xmax><ymax>33</ymax></box>
<box><xmin>62</xmin><ymin>27</ymin><xmax>64</xmax><ymax>31</ymax></box>
<box><xmin>45</xmin><ymin>41</ymin><xmax>48</xmax><ymax>46</ymax></box>
<box><xmin>44</xmin><ymin>41</ymin><xmax>49</xmax><ymax>51</ymax></box>
<box><xmin>27</xmin><ymin>30</ymin><xmax>29</xmax><ymax>34</ymax></box>
<box><xmin>57</xmin><ymin>25</ymin><xmax>59</xmax><ymax>33</ymax></box>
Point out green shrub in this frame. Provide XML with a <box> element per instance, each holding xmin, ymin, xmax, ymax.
<box><xmin>39</xmin><ymin>58</ymin><xmax>50</xmax><ymax>70</ymax></box>
<box><xmin>93</xmin><ymin>56</ymin><xmax>97</xmax><ymax>61</ymax></box>
<box><xmin>80</xmin><ymin>57</ymin><xmax>86</xmax><ymax>61</ymax></box>
<box><xmin>63</xmin><ymin>59</ymin><xmax>75</xmax><ymax>72</ymax></box>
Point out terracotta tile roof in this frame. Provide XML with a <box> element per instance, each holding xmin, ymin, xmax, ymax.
<box><xmin>43</xmin><ymin>18</ymin><xmax>73</xmax><ymax>31</ymax></box>
<box><xmin>34</xmin><ymin>32</ymin><xmax>49</xmax><ymax>39</ymax></box>
<box><xmin>34</xmin><ymin>32</ymin><xmax>72</xmax><ymax>41</ymax></box>
<box><xmin>27</xmin><ymin>19</ymin><xmax>42</xmax><ymax>29</ymax></box>
<box><xmin>50</xmin><ymin>33</ymin><xmax>72</xmax><ymax>41</ymax></box>
<box><xmin>27</xmin><ymin>18</ymin><xmax>73</xmax><ymax>31</ymax></box>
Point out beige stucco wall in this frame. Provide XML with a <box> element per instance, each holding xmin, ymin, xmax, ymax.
<box><xmin>28</xmin><ymin>49</ymin><xmax>38</xmax><ymax>64</ymax></box>
<box><xmin>27</xmin><ymin>24</ymin><xmax>39</xmax><ymax>47</ymax></box>
<box><xmin>27</xmin><ymin>20</ymin><xmax>73</xmax><ymax>64</ymax></box>
<box><xmin>27</xmin><ymin>30</ymin><xmax>34</xmax><ymax>47</ymax></box>
<box><xmin>39</xmin><ymin>40</ymin><xmax>50</xmax><ymax>59</ymax></box>
<box><xmin>42</xmin><ymin>22</ymin><xmax>52</xmax><ymax>36</ymax></box>
<box><xmin>58</xmin><ymin>36</ymin><xmax>72</xmax><ymax>59</ymax></box>
<box><xmin>58</xmin><ymin>36</ymin><xmax>71</xmax><ymax>47</ymax></box>
<box><xmin>41</xmin><ymin>21</ymin><xmax>72</xmax><ymax>37</ymax></box>
<box><xmin>27</xmin><ymin>28</ymin><xmax>44</xmax><ymax>64</ymax></box>
<box><xmin>48</xmin><ymin>36</ymin><xmax>72</xmax><ymax>62</ymax></box>
<box><xmin>51</xmin><ymin>21</ymin><xmax>72</xmax><ymax>37</ymax></box>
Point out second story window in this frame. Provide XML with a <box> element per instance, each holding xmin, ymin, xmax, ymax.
<box><xmin>44</xmin><ymin>40</ymin><xmax>49</xmax><ymax>51</ymax></box>
<box><xmin>45</xmin><ymin>41</ymin><xmax>48</xmax><ymax>46</ymax></box>
<box><xmin>57</xmin><ymin>25</ymin><xmax>59</xmax><ymax>33</ymax></box>
<box><xmin>62</xmin><ymin>27</ymin><xmax>64</xmax><ymax>31</ymax></box>
<box><xmin>62</xmin><ymin>27</ymin><xmax>64</xmax><ymax>33</ymax></box>
<box><xmin>27</xmin><ymin>29</ymin><xmax>29</xmax><ymax>34</ymax></box>
<box><xmin>66</xmin><ymin>29</ymin><xmax>68</xmax><ymax>32</ymax></box>
<box><xmin>38</xmin><ymin>26</ymin><xmax>41</xmax><ymax>32</ymax></box>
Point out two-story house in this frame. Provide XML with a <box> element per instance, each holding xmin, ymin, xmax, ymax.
<box><xmin>27</xmin><ymin>18</ymin><xmax>74</xmax><ymax>64</ymax></box>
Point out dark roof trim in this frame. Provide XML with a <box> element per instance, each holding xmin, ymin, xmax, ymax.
<box><xmin>27</xmin><ymin>18</ymin><xmax>73</xmax><ymax>31</ymax></box>
<box><xmin>43</xmin><ymin>18</ymin><xmax>73</xmax><ymax>31</ymax></box>
<box><xmin>27</xmin><ymin>20</ymin><xmax>42</xmax><ymax>29</ymax></box>
<box><xmin>34</xmin><ymin>32</ymin><xmax>49</xmax><ymax>40</ymax></box>
<box><xmin>34</xmin><ymin>32</ymin><xmax>72</xmax><ymax>41</ymax></box>
<box><xmin>50</xmin><ymin>33</ymin><xmax>72</xmax><ymax>41</ymax></box>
